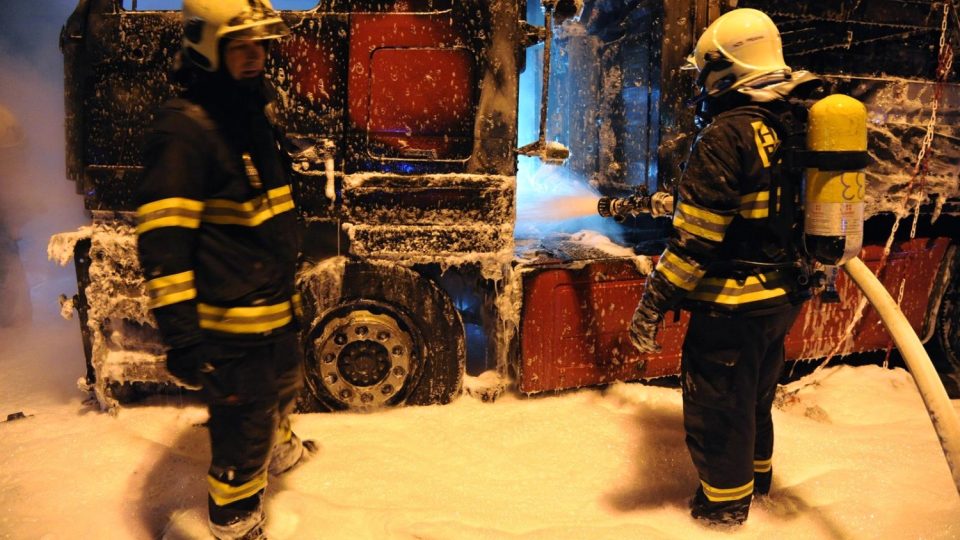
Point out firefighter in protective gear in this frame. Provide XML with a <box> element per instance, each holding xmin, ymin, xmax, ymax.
<box><xmin>135</xmin><ymin>1</ymin><xmax>313</xmax><ymax>538</ymax></box>
<box><xmin>629</xmin><ymin>8</ymin><xmax>820</xmax><ymax>525</ymax></box>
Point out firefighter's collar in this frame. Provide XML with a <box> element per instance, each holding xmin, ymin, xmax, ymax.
<box><xmin>736</xmin><ymin>71</ymin><xmax>822</xmax><ymax>102</ymax></box>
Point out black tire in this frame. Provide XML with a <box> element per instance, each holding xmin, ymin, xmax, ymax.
<box><xmin>929</xmin><ymin>246</ymin><xmax>960</xmax><ymax>366</ymax></box>
<box><xmin>297</xmin><ymin>258</ymin><xmax>465</xmax><ymax>411</ymax></box>
<box><xmin>929</xmin><ymin>245</ymin><xmax>960</xmax><ymax>398</ymax></box>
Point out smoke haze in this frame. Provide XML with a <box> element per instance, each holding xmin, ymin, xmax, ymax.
<box><xmin>0</xmin><ymin>1</ymin><xmax>87</xmax><ymax>329</ymax></box>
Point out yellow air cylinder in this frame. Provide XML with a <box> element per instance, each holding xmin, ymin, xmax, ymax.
<box><xmin>803</xmin><ymin>94</ymin><xmax>868</xmax><ymax>265</ymax></box>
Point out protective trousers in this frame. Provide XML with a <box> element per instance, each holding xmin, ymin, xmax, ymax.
<box><xmin>199</xmin><ymin>332</ymin><xmax>304</xmax><ymax>537</ymax></box>
<box><xmin>680</xmin><ymin>304</ymin><xmax>801</xmax><ymax>523</ymax></box>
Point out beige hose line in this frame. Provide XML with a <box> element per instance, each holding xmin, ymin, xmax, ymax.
<box><xmin>843</xmin><ymin>256</ymin><xmax>960</xmax><ymax>497</ymax></box>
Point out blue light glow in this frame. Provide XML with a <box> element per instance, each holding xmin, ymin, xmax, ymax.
<box><xmin>514</xmin><ymin>7</ymin><xmax>623</xmax><ymax>242</ymax></box>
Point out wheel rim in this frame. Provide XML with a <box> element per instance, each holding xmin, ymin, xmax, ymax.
<box><xmin>312</xmin><ymin>309</ymin><xmax>415</xmax><ymax>410</ymax></box>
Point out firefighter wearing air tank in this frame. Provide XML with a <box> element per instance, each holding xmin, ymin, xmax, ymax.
<box><xmin>134</xmin><ymin>1</ymin><xmax>315</xmax><ymax>538</ymax></box>
<box><xmin>628</xmin><ymin>8</ymin><xmax>865</xmax><ymax>525</ymax></box>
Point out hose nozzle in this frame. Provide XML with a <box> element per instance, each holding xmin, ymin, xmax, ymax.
<box><xmin>597</xmin><ymin>186</ymin><xmax>674</xmax><ymax>221</ymax></box>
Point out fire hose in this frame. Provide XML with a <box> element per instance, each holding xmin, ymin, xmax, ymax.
<box><xmin>843</xmin><ymin>257</ymin><xmax>960</xmax><ymax>497</ymax></box>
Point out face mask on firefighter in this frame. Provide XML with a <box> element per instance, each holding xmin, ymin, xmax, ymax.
<box><xmin>692</xmin><ymin>50</ymin><xmax>735</xmax><ymax>103</ymax></box>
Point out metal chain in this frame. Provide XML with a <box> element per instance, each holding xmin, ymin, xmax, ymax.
<box><xmin>877</xmin><ymin>3</ymin><xmax>954</xmax><ymax>280</ymax></box>
<box><xmin>911</xmin><ymin>1</ymin><xmax>952</xmax><ymax>178</ymax></box>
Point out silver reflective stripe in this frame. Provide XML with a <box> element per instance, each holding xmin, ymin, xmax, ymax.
<box><xmin>657</xmin><ymin>250</ymin><xmax>705</xmax><ymax>291</ymax></box>
<box><xmin>673</xmin><ymin>201</ymin><xmax>732</xmax><ymax>242</ymax></box>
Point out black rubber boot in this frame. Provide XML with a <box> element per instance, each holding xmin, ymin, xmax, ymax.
<box><xmin>208</xmin><ymin>490</ymin><xmax>266</xmax><ymax>540</ymax></box>
<box><xmin>754</xmin><ymin>468</ymin><xmax>772</xmax><ymax>496</ymax></box>
<box><xmin>689</xmin><ymin>487</ymin><xmax>750</xmax><ymax>526</ymax></box>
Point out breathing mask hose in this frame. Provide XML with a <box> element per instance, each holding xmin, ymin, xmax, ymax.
<box><xmin>843</xmin><ymin>256</ymin><xmax>960</xmax><ymax>497</ymax></box>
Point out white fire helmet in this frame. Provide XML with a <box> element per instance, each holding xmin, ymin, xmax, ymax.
<box><xmin>181</xmin><ymin>0</ymin><xmax>290</xmax><ymax>72</ymax></box>
<box><xmin>685</xmin><ymin>8</ymin><xmax>791</xmax><ymax>100</ymax></box>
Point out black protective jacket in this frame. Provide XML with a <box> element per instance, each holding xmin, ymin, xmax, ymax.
<box><xmin>136</xmin><ymin>76</ymin><xmax>301</xmax><ymax>348</ymax></box>
<box><xmin>641</xmin><ymin>78</ymin><xmax>819</xmax><ymax>318</ymax></box>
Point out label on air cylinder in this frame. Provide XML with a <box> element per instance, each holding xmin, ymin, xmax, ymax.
<box><xmin>804</xmin><ymin>169</ymin><xmax>865</xmax><ymax>238</ymax></box>
<box><xmin>804</xmin><ymin>201</ymin><xmax>864</xmax><ymax>238</ymax></box>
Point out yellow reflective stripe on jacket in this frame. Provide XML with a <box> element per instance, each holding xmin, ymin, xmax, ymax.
<box><xmin>207</xmin><ymin>471</ymin><xmax>267</xmax><ymax>506</ymax></box>
<box><xmin>754</xmin><ymin>458</ymin><xmax>772</xmax><ymax>473</ymax></box>
<box><xmin>739</xmin><ymin>191</ymin><xmax>769</xmax><ymax>219</ymax></box>
<box><xmin>136</xmin><ymin>197</ymin><xmax>204</xmax><ymax>234</ymax></box>
<box><xmin>701</xmin><ymin>479</ymin><xmax>754</xmax><ymax>502</ymax></box>
<box><xmin>266</xmin><ymin>185</ymin><xmax>296</xmax><ymax>214</ymax></box>
<box><xmin>197</xmin><ymin>301</ymin><xmax>293</xmax><ymax>334</ymax></box>
<box><xmin>203</xmin><ymin>185</ymin><xmax>294</xmax><ymax>227</ymax></box>
<box><xmin>145</xmin><ymin>271</ymin><xmax>197</xmax><ymax>309</ymax></box>
<box><xmin>657</xmin><ymin>250</ymin><xmax>706</xmax><ymax>291</ymax></box>
<box><xmin>687</xmin><ymin>271</ymin><xmax>790</xmax><ymax>305</ymax></box>
<box><xmin>673</xmin><ymin>201</ymin><xmax>733</xmax><ymax>242</ymax></box>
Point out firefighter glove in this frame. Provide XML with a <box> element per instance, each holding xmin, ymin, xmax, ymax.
<box><xmin>164</xmin><ymin>342</ymin><xmax>210</xmax><ymax>389</ymax></box>
<box><xmin>629</xmin><ymin>305</ymin><xmax>662</xmax><ymax>354</ymax></box>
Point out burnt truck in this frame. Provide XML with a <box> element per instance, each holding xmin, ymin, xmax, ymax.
<box><xmin>53</xmin><ymin>0</ymin><xmax>960</xmax><ymax>411</ymax></box>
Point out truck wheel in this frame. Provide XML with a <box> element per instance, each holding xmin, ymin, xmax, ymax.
<box><xmin>933</xmin><ymin>246</ymin><xmax>960</xmax><ymax>372</ymax></box>
<box><xmin>298</xmin><ymin>259</ymin><xmax>465</xmax><ymax>411</ymax></box>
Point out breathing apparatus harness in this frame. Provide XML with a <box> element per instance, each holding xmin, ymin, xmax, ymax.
<box><xmin>697</xmin><ymin>77</ymin><xmax>872</xmax><ymax>301</ymax></box>
<box><xmin>704</xmin><ymin>97</ymin><xmax>820</xmax><ymax>298</ymax></box>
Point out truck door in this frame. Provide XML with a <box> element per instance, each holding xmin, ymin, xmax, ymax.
<box><xmin>62</xmin><ymin>0</ymin><xmax>183</xmax><ymax>209</ymax></box>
